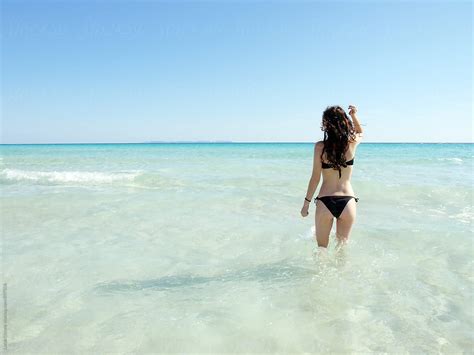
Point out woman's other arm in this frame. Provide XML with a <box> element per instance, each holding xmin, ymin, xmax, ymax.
<box><xmin>301</xmin><ymin>142</ymin><xmax>322</xmax><ymax>217</ymax></box>
<box><xmin>348</xmin><ymin>105</ymin><xmax>363</xmax><ymax>134</ymax></box>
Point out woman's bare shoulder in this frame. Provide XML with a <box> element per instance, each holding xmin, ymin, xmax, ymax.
<box><xmin>315</xmin><ymin>141</ymin><xmax>324</xmax><ymax>150</ymax></box>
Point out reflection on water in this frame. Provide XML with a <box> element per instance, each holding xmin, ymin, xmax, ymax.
<box><xmin>95</xmin><ymin>241</ymin><xmax>356</xmax><ymax>296</ymax></box>
<box><xmin>94</xmin><ymin>259</ymin><xmax>318</xmax><ymax>294</ymax></box>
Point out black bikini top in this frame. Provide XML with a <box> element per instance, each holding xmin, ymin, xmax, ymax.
<box><xmin>321</xmin><ymin>157</ymin><xmax>355</xmax><ymax>178</ymax></box>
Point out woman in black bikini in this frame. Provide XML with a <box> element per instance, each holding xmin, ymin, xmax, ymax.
<box><xmin>300</xmin><ymin>105</ymin><xmax>364</xmax><ymax>249</ymax></box>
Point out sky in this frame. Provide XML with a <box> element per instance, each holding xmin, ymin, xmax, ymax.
<box><xmin>1</xmin><ymin>0</ymin><xmax>472</xmax><ymax>144</ymax></box>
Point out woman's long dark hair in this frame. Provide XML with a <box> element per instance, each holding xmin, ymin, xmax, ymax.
<box><xmin>320</xmin><ymin>105</ymin><xmax>357</xmax><ymax>177</ymax></box>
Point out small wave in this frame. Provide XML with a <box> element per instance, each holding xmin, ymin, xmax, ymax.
<box><xmin>0</xmin><ymin>168</ymin><xmax>143</xmax><ymax>184</ymax></box>
<box><xmin>436</xmin><ymin>158</ymin><xmax>463</xmax><ymax>163</ymax></box>
<box><xmin>448</xmin><ymin>207</ymin><xmax>473</xmax><ymax>224</ymax></box>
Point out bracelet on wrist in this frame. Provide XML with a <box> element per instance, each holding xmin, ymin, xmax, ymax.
<box><xmin>304</xmin><ymin>197</ymin><xmax>311</xmax><ymax>203</ymax></box>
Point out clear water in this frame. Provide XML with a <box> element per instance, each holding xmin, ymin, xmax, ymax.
<box><xmin>1</xmin><ymin>143</ymin><xmax>472</xmax><ymax>353</ymax></box>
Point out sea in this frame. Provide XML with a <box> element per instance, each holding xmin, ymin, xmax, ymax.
<box><xmin>1</xmin><ymin>142</ymin><xmax>472</xmax><ymax>353</ymax></box>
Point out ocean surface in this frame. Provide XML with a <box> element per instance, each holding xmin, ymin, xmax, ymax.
<box><xmin>1</xmin><ymin>142</ymin><xmax>472</xmax><ymax>353</ymax></box>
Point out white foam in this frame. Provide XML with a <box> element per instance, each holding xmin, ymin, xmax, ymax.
<box><xmin>448</xmin><ymin>207</ymin><xmax>474</xmax><ymax>224</ymax></box>
<box><xmin>297</xmin><ymin>225</ymin><xmax>316</xmax><ymax>240</ymax></box>
<box><xmin>0</xmin><ymin>168</ymin><xmax>143</xmax><ymax>184</ymax></box>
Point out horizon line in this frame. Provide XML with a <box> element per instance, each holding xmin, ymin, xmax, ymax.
<box><xmin>0</xmin><ymin>141</ymin><xmax>472</xmax><ymax>145</ymax></box>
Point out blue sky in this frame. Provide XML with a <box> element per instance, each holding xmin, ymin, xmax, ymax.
<box><xmin>2</xmin><ymin>0</ymin><xmax>472</xmax><ymax>143</ymax></box>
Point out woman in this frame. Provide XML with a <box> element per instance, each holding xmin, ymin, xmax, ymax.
<box><xmin>300</xmin><ymin>105</ymin><xmax>364</xmax><ymax>249</ymax></box>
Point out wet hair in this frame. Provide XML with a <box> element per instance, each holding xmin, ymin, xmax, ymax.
<box><xmin>320</xmin><ymin>105</ymin><xmax>357</xmax><ymax>176</ymax></box>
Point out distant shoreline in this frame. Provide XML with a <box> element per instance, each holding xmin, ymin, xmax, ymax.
<box><xmin>0</xmin><ymin>142</ymin><xmax>472</xmax><ymax>145</ymax></box>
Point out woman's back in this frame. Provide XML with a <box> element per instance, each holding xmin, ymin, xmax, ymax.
<box><xmin>318</xmin><ymin>139</ymin><xmax>360</xmax><ymax>195</ymax></box>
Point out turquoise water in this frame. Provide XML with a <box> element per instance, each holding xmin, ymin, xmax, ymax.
<box><xmin>1</xmin><ymin>143</ymin><xmax>472</xmax><ymax>353</ymax></box>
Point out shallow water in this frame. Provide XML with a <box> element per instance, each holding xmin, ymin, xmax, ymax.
<box><xmin>1</xmin><ymin>143</ymin><xmax>472</xmax><ymax>353</ymax></box>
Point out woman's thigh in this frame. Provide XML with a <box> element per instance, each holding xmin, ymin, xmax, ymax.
<box><xmin>315</xmin><ymin>200</ymin><xmax>334</xmax><ymax>247</ymax></box>
<box><xmin>336</xmin><ymin>198</ymin><xmax>357</xmax><ymax>241</ymax></box>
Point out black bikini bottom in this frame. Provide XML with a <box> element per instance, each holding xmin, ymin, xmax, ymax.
<box><xmin>314</xmin><ymin>195</ymin><xmax>359</xmax><ymax>219</ymax></box>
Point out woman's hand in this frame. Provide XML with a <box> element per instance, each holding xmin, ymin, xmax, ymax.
<box><xmin>301</xmin><ymin>201</ymin><xmax>310</xmax><ymax>217</ymax></box>
<box><xmin>348</xmin><ymin>104</ymin><xmax>358</xmax><ymax>117</ymax></box>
